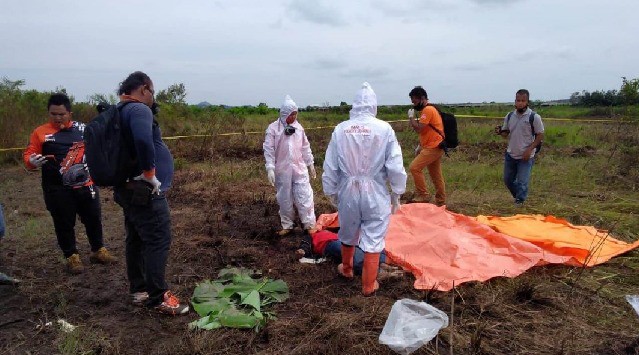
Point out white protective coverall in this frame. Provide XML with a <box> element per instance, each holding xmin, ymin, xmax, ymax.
<box><xmin>263</xmin><ymin>95</ymin><xmax>317</xmax><ymax>230</ymax></box>
<box><xmin>322</xmin><ymin>83</ymin><xmax>407</xmax><ymax>253</ymax></box>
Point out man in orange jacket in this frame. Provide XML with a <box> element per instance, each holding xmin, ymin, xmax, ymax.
<box><xmin>23</xmin><ymin>93</ymin><xmax>115</xmax><ymax>274</ymax></box>
<box><xmin>408</xmin><ymin>86</ymin><xmax>446</xmax><ymax>206</ymax></box>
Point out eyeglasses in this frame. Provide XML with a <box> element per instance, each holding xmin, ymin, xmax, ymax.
<box><xmin>144</xmin><ymin>85</ymin><xmax>155</xmax><ymax>96</ymax></box>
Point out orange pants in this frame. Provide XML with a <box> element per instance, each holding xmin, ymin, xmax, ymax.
<box><xmin>409</xmin><ymin>147</ymin><xmax>446</xmax><ymax>205</ymax></box>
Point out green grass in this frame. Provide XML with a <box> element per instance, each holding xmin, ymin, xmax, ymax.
<box><xmin>1</xmin><ymin>95</ymin><xmax>639</xmax><ymax>354</ymax></box>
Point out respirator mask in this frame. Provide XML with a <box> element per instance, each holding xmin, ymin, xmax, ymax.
<box><xmin>284</xmin><ymin>125</ymin><xmax>296</xmax><ymax>136</ymax></box>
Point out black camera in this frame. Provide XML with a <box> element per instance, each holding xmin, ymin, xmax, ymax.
<box><xmin>284</xmin><ymin>125</ymin><xmax>296</xmax><ymax>136</ymax></box>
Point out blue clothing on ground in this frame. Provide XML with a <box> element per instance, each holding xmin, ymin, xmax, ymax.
<box><xmin>323</xmin><ymin>240</ymin><xmax>387</xmax><ymax>275</ymax></box>
<box><xmin>503</xmin><ymin>151</ymin><xmax>535</xmax><ymax>202</ymax></box>
<box><xmin>0</xmin><ymin>203</ymin><xmax>5</xmax><ymax>238</ymax></box>
<box><xmin>120</xmin><ymin>102</ymin><xmax>174</xmax><ymax>192</ymax></box>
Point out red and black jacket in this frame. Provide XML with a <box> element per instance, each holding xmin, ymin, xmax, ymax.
<box><xmin>23</xmin><ymin>121</ymin><xmax>88</xmax><ymax>187</ymax></box>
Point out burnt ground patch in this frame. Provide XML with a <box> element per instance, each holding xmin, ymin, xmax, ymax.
<box><xmin>2</xmin><ymin>132</ymin><xmax>639</xmax><ymax>354</ymax></box>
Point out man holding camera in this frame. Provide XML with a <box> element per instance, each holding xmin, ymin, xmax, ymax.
<box><xmin>263</xmin><ymin>95</ymin><xmax>317</xmax><ymax>236</ymax></box>
<box><xmin>495</xmin><ymin>89</ymin><xmax>545</xmax><ymax>205</ymax></box>
<box><xmin>23</xmin><ymin>93</ymin><xmax>115</xmax><ymax>274</ymax></box>
<box><xmin>407</xmin><ymin>86</ymin><xmax>446</xmax><ymax>206</ymax></box>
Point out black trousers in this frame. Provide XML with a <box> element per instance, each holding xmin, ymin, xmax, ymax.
<box><xmin>43</xmin><ymin>185</ymin><xmax>104</xmax><ymax>258</ymax></box>
<box><xmin>114</xmin><ymin>186</ymin><xmax>171</xmax><ymax>306</ymax></box>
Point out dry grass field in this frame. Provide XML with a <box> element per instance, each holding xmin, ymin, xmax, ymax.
<box><xmin>1</xmin><ymin>114</ymin><xmax>639</xmax><ymax>354</ymax></box>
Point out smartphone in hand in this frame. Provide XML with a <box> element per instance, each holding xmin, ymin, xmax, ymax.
<box><xmin>494</xmin><ymin>126</ymin><xmax>509</xmax><ymax>135</ymax></box>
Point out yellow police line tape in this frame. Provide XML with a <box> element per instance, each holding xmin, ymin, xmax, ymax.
<box><xmin>1</xmin><ymin>116</ymin><xmax>634</xmax><ymax>153</ymax></box>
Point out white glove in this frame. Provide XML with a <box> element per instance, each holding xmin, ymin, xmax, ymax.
<box><xmin>308</xmin><ymin>165</ymin><xmax>317</xmax><ymax>179</ymax></box>
<box><xmin>133</xmin><ymin>173</ymin><xmax>162</xmax><ymax>195</ymax></box>
<box><xmin>391</xmin><ymin>193</ymin><xmax>401</xmax><ymax>214</ymax></box>
<box><xmin>328</xmin><ymin>194</ymin><xmax>339</xmax><ymax>208</ymax></box>
<box><xmin>407</xmin><ymin>108</ymin><xmax>415</xmax><ymax>119</ymax></box>
<box><xmin>29</xmin><ymin>153</ymin><xmax>47</xmax><ymax>168</ymax></box>
<box><xmin>267</xmin><ymin>169</ymin><xmax>275</xmax><ymax>187</ymax></box>
<box><xmin>414</xmin><ymin>144</ymin><xmax>422</xmax><ymax>156</ymax></box>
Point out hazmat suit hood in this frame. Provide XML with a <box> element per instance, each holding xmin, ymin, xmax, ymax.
<box><xmin>349</xmin><ymin>82</ymin><xmax>377</xmax><ymax>120</ymax></box>
<box><xmin>279</xmin><ymin>95</ymin><xmax>298</xmax><ymax>125</ymax></box>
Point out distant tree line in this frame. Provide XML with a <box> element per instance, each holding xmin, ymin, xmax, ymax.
<box><xmin>570</xmin><ymin>77</ymin><xmax>639</xmax><ymax>106</ymax></box>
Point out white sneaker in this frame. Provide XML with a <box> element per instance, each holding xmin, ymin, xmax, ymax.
<box><xmin>131</xmin><ymin>292</ymin><xmax>149</xmax><ymax>306</ymax></box>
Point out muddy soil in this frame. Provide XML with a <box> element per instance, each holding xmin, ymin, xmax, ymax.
<box><xmin>1</xmin><ymin>143</ymin><xmax>638</xmax><ymax>354</ymax></box>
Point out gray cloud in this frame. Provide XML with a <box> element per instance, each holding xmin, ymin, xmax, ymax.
<box><xmin>287</xmin><ymin>0</ymin><xmax>346</xmax><ymax>26</ymax></box>
<box><xmin>468</xmin><ymin>0</ymin><xmax>525</xmax><ymax>4</ymax></box>
<box><xmin>371</xmin><ymin>0</ymin><xmax>455</xmax><ymax>17</ymax></box>
<box><xmin>309</xmin><ymin>59</ymin><xmax>349</xmax><ymax>70</ymax></box>
<box><xmin>1</xmin><ymin>0</ymin><xmax>637</xmax><ymax>106</ymax></box>
<box><xmin>453</xmin><ymin>63</ymin><xmax>489</xmax><ymax>72</ymax></box>
<box><xmin>269</xmin><ymin>17</ymin><xmax>284</xmax><ymax>29</ymax></box>
<box><xmin>342</xmin><ymin>67</ymin><xmax>390</xmax><ymax>79</ymax></box>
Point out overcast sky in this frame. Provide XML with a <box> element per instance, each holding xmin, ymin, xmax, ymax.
<box><xmin>1</xmin><ymin>0</ymin><xmax>638</xmax><ymax>107</ymax></box>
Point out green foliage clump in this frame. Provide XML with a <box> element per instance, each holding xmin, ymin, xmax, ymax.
<box><xmin>189</xmin><ymin>267</ymin><xmax>289</xmax><ymax>331</ymax></box>
<box><xmin>570</xmin><ymin>76</ymin><xmax>639</xmax><ymax>107</ymax></box>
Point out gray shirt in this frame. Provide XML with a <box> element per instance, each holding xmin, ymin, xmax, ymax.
<box><xmin>501</xmin><ymin>108</ymin><xmax>544</xmax><ymax>159</ymax></box>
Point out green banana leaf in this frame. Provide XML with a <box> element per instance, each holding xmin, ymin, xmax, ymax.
<box><xmin>190</xmin><ymin>267</ymin><xmax>289</xmax><ymax>331</ymax></box>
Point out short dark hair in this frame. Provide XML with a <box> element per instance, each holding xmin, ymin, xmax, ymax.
<box><xmin>48</xmin><ymin>93</ymin><xmax>71</xmax><ymax>112</ymax></box>
<box><xmin>118</xmin><ymin>71</ymin><xmax>152</xmax><ymax>95</ymax></box>
<box><xmin>409</xmin><ymin>86</ymin><xmax>428</xmax><ymax>100</ymax></box>
<box><xmin>516</xmin><ymin>89</ymin><xmax>530</xmax><ymax>100</ymax></box>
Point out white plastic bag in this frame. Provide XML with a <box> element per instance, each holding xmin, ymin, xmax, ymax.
<box><xmin>626</xmin><ymin>295</ymin><xmax>639</xmax><ymax>317</ymax></box>
<box><xmin>379</xmin><ymin>299</ymin><xmax>449</xmax><ymax>355</ymax></box>
<box><xmin>298</xmin><ymin>257</ymin><xmax>326</xmax><ymax>264</ymax></box>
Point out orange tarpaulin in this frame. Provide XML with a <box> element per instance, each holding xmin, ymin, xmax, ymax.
<box><xmin>475</xmin><ymin>214</ymin><xmax>639</xmax><ymax>266</ymax></box>
<box><xmin>315</xmin><ymin>204</ymin><xmax>638</xmax><ymax>291</ymax></box>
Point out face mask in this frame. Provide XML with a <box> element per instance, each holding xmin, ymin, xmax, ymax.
<box><xmin>284</xmin><ymin>125</ymin><xmax>296</xmax><ymax>136</ymax></box>
<box><xmin>151</xmin><ymin>102</ymin><xmax>160</xmax><ymax>115</ymax></box>
<box><xmin>516</xmin><ymin>106</ymin><xmax>528</xmax><ymax>114</ymax></box>
<box><xmin>413</xmin><ymin>102</ymin><xmax>425</xmax><ymax>111</ymax></box>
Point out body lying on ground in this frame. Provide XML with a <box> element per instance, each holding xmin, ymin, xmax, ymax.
<box><xmin>296</xmin><ymin>229</ymin><xmax>404</xmax><ymax>277</ymax></box>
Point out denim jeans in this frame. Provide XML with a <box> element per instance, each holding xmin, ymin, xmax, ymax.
<box><xmin>114</xmin><ymin>187</ymin><xmax>172</xmax><ymax>306</ymax></box>
<box><xmin>503</xmin><ymin>152</ymin><xmax>535</xmax><ymax>202</ymax></box>
<box><xmin>323</xmin><ymin>241</ymin><xmax>387</xmax><ymax>275</ymax></box>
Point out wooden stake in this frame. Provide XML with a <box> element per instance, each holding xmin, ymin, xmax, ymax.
<box><xmin>450</xmin><ymin>280</ymin><xmax>455</xmax><ymax>355</ymax></box>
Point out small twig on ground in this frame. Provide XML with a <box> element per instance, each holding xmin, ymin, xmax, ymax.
<box><xmin>0</xmin><ymin>318</ymin><xmax>25</xmax><ymax>329</ymax></box>
<box><xmin>450</xmin><ymin>280</ymin><xmax>455</xmax><ymax>355</ymax></box>
<box><xmin>569</xmin><ymin>217</ymin><xmax>621</xmax><ymax>296</ymax></box>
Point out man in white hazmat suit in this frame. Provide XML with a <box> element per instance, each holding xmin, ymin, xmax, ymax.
<box><xmin>322</xmin><ymin>82</ymin><xmax>407</xmax><ymax>296</ymax></box>
<box><xmin>263</xmin><ymin>95</ymin><xmax>317</xmax><ymax>236</ymax></box>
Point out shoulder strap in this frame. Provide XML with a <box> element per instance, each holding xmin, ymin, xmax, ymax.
<box><xmin>529</xmin><ymin>111</ymin><xmax>536</xmax><ymax>136</ymax></box>
<box><xmin>114</xmin><ymin>101</ymin><xmax>137</xmax><ymax>164</ymax></box>
<box><xmin>506</xmin><ymin>111</ymin><xmax>513</xmax><ymax>124</ymax></box>
<box><xmin>116</xmin><ymin>101</ymin><xmax>132</xmax><ymax>110</ymax></box>
<box><xmin>425</xmin><ymin>104</ymin><xmax>445</xmax><ymax>138</ymax></box>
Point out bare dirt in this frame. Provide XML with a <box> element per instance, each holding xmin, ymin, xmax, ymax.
<box><xmin>2</xmin><ymin>139</ymin><xmax>639</xmax><ymax>354</ymax></box>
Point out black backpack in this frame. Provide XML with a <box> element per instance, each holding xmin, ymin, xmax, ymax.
<box><xmin>506</xmin><ymin>110</ymin><xmax>542</xmax><ymax>153</ymax></box>
<box><xmin>83</xmin><ymin>102</ymin><xmax>136</xmax><ymax>186</ymax></box>
<box><xmin>426</xmin><ymin>104</ymin><xmax>459</xmax><ymax>153</ymax></box>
